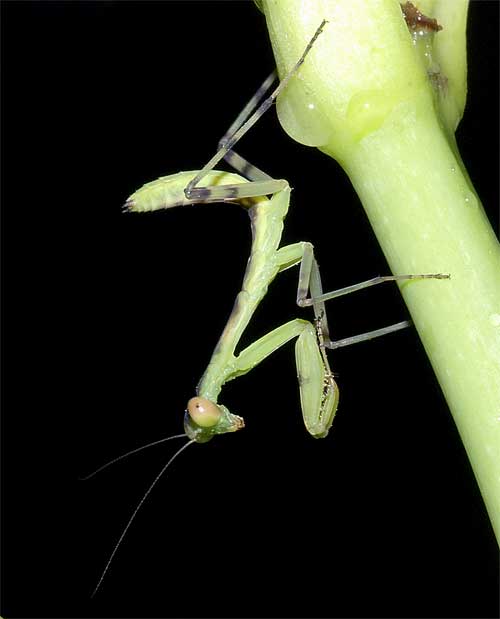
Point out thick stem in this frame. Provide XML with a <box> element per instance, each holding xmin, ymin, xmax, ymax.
<box><xmin>260</xmin><ymin>0</ymin><xmax>500</xmax><ymax>541</ymax></box>
<box><xmin>333</xmin><ymin>103</ymin><xmax>500</xmax><ymax>540</ymax></box>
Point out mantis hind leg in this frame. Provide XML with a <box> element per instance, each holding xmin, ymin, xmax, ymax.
<box><xmin>184</xmin><ymin>69</ymin><xmax>284</xmax><ymax>201</ymax></box>
<box><xmin>185</xmin><ymin>20</ymin><xmax>328</xmax><ymax>197</ymax></box>
<box><xmin>183</xmin><ymin>70</ymin><xmax>287</xmax><ymax>204</ymax></box>
<box><xmin>217</xmin><ymin>71</ymin><xmax>277</xmax><ymax>183</ymax></box>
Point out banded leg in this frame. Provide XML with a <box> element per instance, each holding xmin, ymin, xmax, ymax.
<box><xmin>194</xmin><ymin>73</ymin><xmax>288</xmax><ymax>200</ymax></box>
<box><xmin>275</xmin><ymin>241</ymin><xmax>450</xmax><ymax>350</ymax></box>
<box><xmin>217</xmin><ymin>71</ymin><xmax>277</xmax><ymax>183</ymax></box>
<box><xmin>183</xmin><ymin>72</ymin><xmax>288</xmax><ymax>204</ymax></box>
<box><xmin>301</xmin><ymin>256</ymin><xmax>449</xmax><ymax>350</ymax></box>
<box><xmin>185</xmin><ymin>19</ymin><xmax>328</xmax><ymax>199</ymax></box>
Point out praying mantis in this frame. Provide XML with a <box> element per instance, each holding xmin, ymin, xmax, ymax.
<box><xmin>124</xmin><ymin>20</ymin><xmax>447</xmax><ymax>446</ymax></box>
<box><xmin>89</xmin><ymin>19</ymin><xmax>450</xmax><ymax>595</ymax></box>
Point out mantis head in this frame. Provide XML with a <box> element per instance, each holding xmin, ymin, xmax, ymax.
<box><xmin>184</xmin><ymin>396</ymin><xmax>245</xmax><ymax>443</ymax></box>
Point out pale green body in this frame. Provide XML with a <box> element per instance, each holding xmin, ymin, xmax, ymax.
<box><xmin>127</xmin><ymin>170</ymin><xmax>339</xmax><ymax>441</ymax></box>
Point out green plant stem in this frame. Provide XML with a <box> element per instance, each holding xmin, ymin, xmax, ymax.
<box><xmin>342</xmin><ymin>106</ymin><xmax>500</xmax><ymax>542</ymax></box>
<box><xmin>259</xmin><ymin>0</ymin><xmax>500</xmax><ymax>541</ymax></box>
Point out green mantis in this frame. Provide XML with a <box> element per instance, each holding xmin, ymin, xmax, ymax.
<box><xmin>125</xmin><ymin>19</ymin><xmax>447</xmax><ymax>445</ymax></box>
<box><xmin>91</xmin><ymin>19</ymin><xmax>448</xmax><ymax>594</ymax></box>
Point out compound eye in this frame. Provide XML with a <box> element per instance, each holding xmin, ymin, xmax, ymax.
<box><xmin>186</xmin><ymin>397</ymin><xmax>222</xmax><ymax>428</ymax></box>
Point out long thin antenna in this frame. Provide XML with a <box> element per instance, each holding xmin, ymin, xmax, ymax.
<box><xmin>91</xmin><ymin>439</ymin><xmax>195</xmax><ymax>597</ymax></box>
<box><xmin>80</xmin><ymin>434</ymin><xmax>186</xmax><ymax>480</ymax></box>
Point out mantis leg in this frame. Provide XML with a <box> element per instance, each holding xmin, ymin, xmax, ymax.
<box><xmin>185</xmin><ymin>19</ymin><xmax>327</xmax><ymax>197</ymax></box>
<box><xmin>183</xmin><ymin>74</ymin><xmax>288</xmax><ymax>203</ymax></box>
<box><xmin>217</xmin><ymin>71</ymin><xmax>277</xmax><ymax>183</ymax></box>
<box><xmin>234</xmin><ymin>319</ymin><xmax>311</xmax><ymax>377</ymax></box>
<box><xmin>275</xmin><ymin>242</ymin><xmax>450</xmax><ymax>350</ymax></box>
<box><xmin>182</xmin><ymin>72</ymin><xmax>286</xmax><ymax>203</ymax></box>
<box><xmin>302</xmin><ymin>262</ymin><xmax>450</xmax><ymax>350</ymax></box>
<box><xmin>184</xmin><ymin>69</ymin><xmax>285</xmax><ymax>202</ymax></box>
<box><xmin>186</xmin><ymin>177</ymin><xmax>287</xmax><ymax>204</ymax></box>
<box><xmin>233</xmin><ymin>319</ymin><xmax>338</xmax><ymax>438</ymax></box>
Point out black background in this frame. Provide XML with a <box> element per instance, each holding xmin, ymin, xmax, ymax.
<box><xmin>1</xmin><ymin>1</ymin><xmax>499</xmax><ymax>618</ymax></box>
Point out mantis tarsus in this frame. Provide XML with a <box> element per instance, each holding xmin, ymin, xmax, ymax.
<box><xmin>90</xmin><ymin>19</ymin><xmax>449</xmax><ymax>594</ymax></box>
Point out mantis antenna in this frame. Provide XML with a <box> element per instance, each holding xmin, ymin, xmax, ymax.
<box><xmin>91</xmin><ymin>439</ymin><xmax>195</xmax><ymax>597</ymax></box>
<box><xmin>80</xmin><ymin>433</ymin><xmax>186</xmax><ymax>480</ymax></box>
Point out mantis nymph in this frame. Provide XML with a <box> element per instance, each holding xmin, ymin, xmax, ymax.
<box><xmin>125</xmin><ymin>19</ymin><xmax>447</xmax><ymax>445</ymax></box>
<box><xmin>90</xmin><ymin>20</ymin><xmax>448</xmax><ymax>594</ymax></box>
